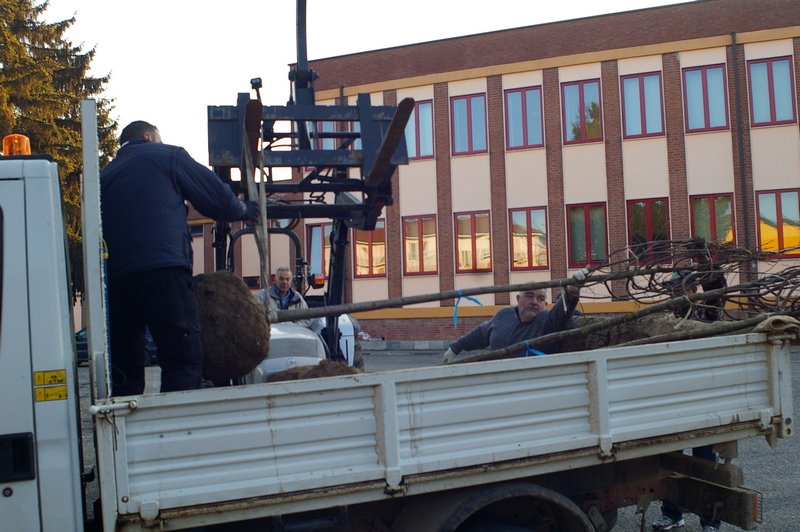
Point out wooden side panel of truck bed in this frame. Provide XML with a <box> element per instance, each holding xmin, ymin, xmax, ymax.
<box><xmin>96</xmin><ymin>332</ymin><xmax>793</xmax><ymax>529</ymax></box>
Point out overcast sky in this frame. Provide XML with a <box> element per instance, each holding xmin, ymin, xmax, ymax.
<box><xmin>44</xmin><ymin>0</ymin><xmax>688</xmax><ymax>164</ymax></box>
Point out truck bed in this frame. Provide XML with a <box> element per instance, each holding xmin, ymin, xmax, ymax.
<box><xmin>94</xmin><ymin>331</ymin><xmax>794</xmax><ymax>530</ymax></box>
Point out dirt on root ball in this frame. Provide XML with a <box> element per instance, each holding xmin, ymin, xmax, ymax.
<box><xmin>562</xmin><ymin>313</ymin><xmax>716</xmax><ymax>352</ymax></box>
<box><xmin>267</xmin><ymin>359</ymin><xmax>363</xmax><ymax>383</ymax></box>
<box><xmin>194</xmin><ymin>270</ymin><xmax>270</xmax><ymax>381</ymax></box>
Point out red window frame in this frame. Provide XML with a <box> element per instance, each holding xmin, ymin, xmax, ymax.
<box><xmin>561</xmin><ymin>79</ymin><xmax>603</xmax><ymax>145</ymax></box>
<box><xmin>405</xmin><ymin>100</ymin><xmax>434</xmax><ymax>160</ymax></box>
<box><xmin>402</xmin><ymin>215</ymin><xmax>438</xmax><ymax>276</ymax></box>
<box><xmin>627</xmin><ymin>198</ymin><xmax>670</xmax><ymax>263</ymax></box>
<box><xmin>682</xmin><ymin>64</ymin><xmax>730</xmax><ymax>133</ymax></box>
<box><xmin>504</xmin><ymin>86</ymin><xmax>544</xmax><ymax>150</ymax></box>
<box><xmin>306</xmin><ymin>222</ymin><xmax>332</xmax><ymax>279</ymax></box>
<box><xmin>690</xmin><ymin>193</ymin><xmax>735</xmax><ymax>246</ymax></box>
<box><xmin>353</xmin><ymin>219</ymin><xmax>386</xmax><ymax>278</ymax></box>
<box><xmin>620</xmin><ymin>72</ymin><xmax>665</xmax><ymax>139</ymax></box>
<box><xmin>567</xmin><ymin>202</ymin><xmax>608</xmax><ymax>268</ymax></box>
<box><xmin>756</xmin><ymin>189</ymin><xmax>800</xmax><ymax>257</ymax></box>
<box><xmin>747</xmin><ymin>56</ymin><xmax>797</xmax><ymax>127</ymax></box>
<box><xmin>450</xmin><ymin>93</ymin><xmax>487</xmax><ymax>156</ymax></box>
<box><xmin>508</xmin><ymin>207</ymin><xmax>548</xmax><ymax>271</ymax></box>
<box><xmin>454</xmin><ymin>211</ymin><xmax>492</xmax><ymax>274</ymax></box>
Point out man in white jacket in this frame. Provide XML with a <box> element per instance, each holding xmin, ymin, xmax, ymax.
<box><xmin>254</xmin><ymin>266</ymin><xmax>316</xmax><ymax>328</ymax></box>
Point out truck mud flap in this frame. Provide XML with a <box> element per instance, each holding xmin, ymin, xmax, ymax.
<box><xmin>658</xmin><ymin>451</ymin><xmax>761</xmax><ymax>530</ymax></box>
<box><xmin>665</xmin><ymin>476</ymin><xmax>761</xmax><ymax>530</ymax></box>
<box><xmin>659</xmin><ymin>451</ymin><xmax>744</xmax><ymax>488</ymax></box>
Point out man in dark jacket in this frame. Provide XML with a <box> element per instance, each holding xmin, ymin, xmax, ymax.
<box><xmin>101</xmin><ymin>121</ymin><xmax>258</xmax><ymax>396</ymax></box>
<box><xmin>442</xmin><ymin>268</ymin><xmax>588</xmax><ymax>363</ymax></box>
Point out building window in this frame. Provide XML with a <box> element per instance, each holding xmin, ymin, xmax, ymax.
<box><xmin>353</xmin><ymin>220</ymin><xmax>386</xmax><ymax>278</ymax></box>
<box><xmin>402</xmin><ymin>215</ymin><xmax>438</xmax><ymax>275</ymax></box>
<box><xmin>451</xmin><ymin>94</ymin><xmax>487</xmax><ymax>155</ymax></box>
<box><xmin>690</xmin><ymin>194</ymin><xmax>735</xmax><ymax>245</ymax></box>
<box><xmin>748</xmin><ymin>57</ymin><xmax>797</xmax><ymax>127</ymax></box>
<box><xmin>505</xmin><ymin>86</ymin><xmax>543</xmax><ymax>150</ymax></box>
<box><xmin>270</xmin><ymin>218</ymin><xmax>292</xmax><ymax>229</ymax></box>
<box><xmin>313</xmin><ymin>120</ymin><xmax>335</xmax><ymax>150</ymax></box>
<box><xmin>628</xmin><ymin>198</ymin><xmax>670</xmax><ymax>262</ymax></box>
<box><xmin>307</xmin><ymin>222</ymin><xmax>332</xmax><ymax>279</ymax></box>
<box><xmin>349</xmin><ymin>120</ymin><xmax>361</xmax><ymax>150</ymax></box>
<box><xmin>405</xmin><ymin>100</ymin><xmax>434</xmax><ymax>159</ymax></box>
<box><xmin>757</xmin><ymin>189</ymin><xmax>800</xmax><ymax>255</ymax></box>
<box><xmin>454</xmin><ymin>211</ymin><xmax>492</xmax><ymax>273</ymax></box>
<box><xmin>242</xmin><ymin>276</ymin><xmax>261</xmax><ymax>290</ymax></box>
<box><xmin>567</xmin><ymin>203</ymin><xmax>608</xmax><ymax>267</ymax></box>
<box><xmin>683</xmin><ymin>65</ymin><xmax>729</xmax><ymax>132</ymax></box>
<box><xmin>562</xmin><ymin>79</ymin><xmax>603</xmax><ymax>144</ymax></box>
<box><xmin>302</xmin><ymin>121</ymin><xmax>336</xmax><ymax>172</ymax></box>
<box><xmin>509</xmin><ymin>207</ymin><xmax>548</xmax><ymax>270</ymax></box>
<box><xmin>621</xmin><ymin>72</ymin><xmax>664</xmax><ymax>138</ymax></box>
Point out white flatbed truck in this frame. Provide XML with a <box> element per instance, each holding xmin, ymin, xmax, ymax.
<box><xmin>0</xmin><ymin>103</ymin><xmax>794</xmax><ymax>532</ymax></box>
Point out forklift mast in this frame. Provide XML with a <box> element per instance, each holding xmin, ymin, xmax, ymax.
<box><xmin>206</xmin><ymin>0</ymin><xmax>412</xmax><ymax>358</ymax></box>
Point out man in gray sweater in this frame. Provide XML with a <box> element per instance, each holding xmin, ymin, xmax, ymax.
<box><xmin>442</xmin><ymin>269</ymin><xmax>588</xmax><ymax>363</ymax></box>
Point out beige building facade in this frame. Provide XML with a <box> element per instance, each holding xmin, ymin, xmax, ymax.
<box><xmin>191</xmin><ymin>0</ymin><xmax>800</xmax><ymax>341</ymax></box>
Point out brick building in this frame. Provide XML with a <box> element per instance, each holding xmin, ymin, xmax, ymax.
<box><xmin>191</xmin><ymin>0</ymin><xmax>800</xmax><ymax>342</ymax></box>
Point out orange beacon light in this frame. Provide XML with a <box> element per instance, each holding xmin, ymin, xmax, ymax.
<box><xmin>3</xmin><ymin>134</ymin><xmax>32</xmax><ymax>156</ymax></box>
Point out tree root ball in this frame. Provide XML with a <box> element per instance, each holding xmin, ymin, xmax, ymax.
<box><xmin>266</xmin><ymin>359</ymin><xmax>363</xmax><ymax>383</ymax></box>
<box><xmin>561</xmin><ymin>313</ymin><xmax>714</xmax><ymax>352</ymax></box>
<box><xmin>194</xmin><ymin>271</ymin><xmax>270</xmax><ymax>381</ymax></box>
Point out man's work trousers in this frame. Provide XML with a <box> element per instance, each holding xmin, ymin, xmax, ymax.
<box><xmin>108</xmin><ymin>266</ymin><xmax>203</xmax><ymax>396</ymax></box>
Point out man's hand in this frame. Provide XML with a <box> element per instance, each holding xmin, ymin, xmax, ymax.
<box><xmin>242</xmin><ymin>200</ymin><xmax>260</xmax><ymax>223</ymax></box>
<box><xmin>442</xmin><ymin>347</ymin><xmax>458</xmax><ymax>364</ymax></box>
<box><xmin>566</xmin><ymin>267</ymin><xmax>589</xmax><ymax>297</ymax></box>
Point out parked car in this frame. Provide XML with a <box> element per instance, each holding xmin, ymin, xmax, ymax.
<box><xmin>245</xmin><ymin>317</ymin><xmax>363</xmax><ymax>383</ymax></box>
<box><xmin>75</xmin><ymin>328</ymin><xmax>157</xmax><ymax>366</ymax></box>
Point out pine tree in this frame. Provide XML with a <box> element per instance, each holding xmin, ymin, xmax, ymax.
<box><xmin>0</xmin><ymin>0</ymin><xmax>118</xmax><ymax>297</ymax></box>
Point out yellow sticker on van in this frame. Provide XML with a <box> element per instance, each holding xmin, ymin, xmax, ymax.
<box><xmin>34</xmin><ymin>370</ymin><xmax>67</xmax><ymax>386</ymax></box>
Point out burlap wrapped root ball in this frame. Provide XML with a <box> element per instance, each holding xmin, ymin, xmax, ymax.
<box><xmin>194</xmin><ymin>270</ymin><xmax>270</xmax><ymax>381</ymax></box>
<box><xmin>561</xmin><ymin>313</ymin><xmax>716</xmax><ymax>352</ymax></box>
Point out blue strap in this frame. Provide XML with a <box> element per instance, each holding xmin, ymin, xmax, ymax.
<box><xmin>524</xmin><ymin>340</ymin><xmax>545</xmax><ymax>357</ymax></box>
<box><xmin>453</xmin><ymin>289</ymin><xmax>484</xmax><ymax>328</ymax></box>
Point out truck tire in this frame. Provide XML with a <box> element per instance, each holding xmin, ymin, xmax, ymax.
<box><xmin>460</xmin><ymin>521</ymin><xmax>534</xmax><ymax>532</ymax></box>
<box><xmin>393</xmin><ymin>482</ymin><xmax>595</xmax><ymax>532</ymax></box>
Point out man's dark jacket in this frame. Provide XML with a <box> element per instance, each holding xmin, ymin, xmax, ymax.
<box><xmin>450</xmin><ymin>292</ymin><xmax>578</xmax><ymax>355</ymax></box>
<box><xmin>101</xmin><ymin>139</ymin><xmax>244</xmax><ymax>280</ymax></box>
